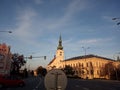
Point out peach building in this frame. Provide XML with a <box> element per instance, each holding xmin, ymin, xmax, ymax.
<box><xmin>0</xmin><ymin>43</ymin><xmax>12</xmax><ymax>76</ymax></box>
<box><xmin>47</xmin><ymin>36</ymin><xmax>120</xmax><ymax>79</ymax></box>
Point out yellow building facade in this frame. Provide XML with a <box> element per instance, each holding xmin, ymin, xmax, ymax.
<box><xmin>47</xmin><ymin>36</ymin><xmax>120</xmax><ymax>79</ymax></box>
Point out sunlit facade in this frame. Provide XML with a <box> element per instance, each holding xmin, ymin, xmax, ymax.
<box><xmin>47</xmin><ymin>36</ymin><xmax>120</xmax><ymax>79</ymax></box>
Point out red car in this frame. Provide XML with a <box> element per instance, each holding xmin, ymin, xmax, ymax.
<box><xmin>0</xmin><ymin>75</ymin><xmax>25</xmax><ymax>88</ymax></box>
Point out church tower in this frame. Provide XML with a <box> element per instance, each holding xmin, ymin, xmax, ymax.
<box><xmin>56</xmin><ymin>35</ymin><xmax>64</xmax><ymax>61</ymax></box>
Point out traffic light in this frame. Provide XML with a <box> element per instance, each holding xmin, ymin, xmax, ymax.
<box><xmin>44</xmin><ymin>56</ymin><xmax>46</xmax><ymax>60</ymax></box>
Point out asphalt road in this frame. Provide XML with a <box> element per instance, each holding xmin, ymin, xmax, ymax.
<box><xmin>66</xmin><ymin>79</ymin><xmax>120</xmax><ymax>90</ymax></box>
<box><xmin>2</xmin><ymin>76</ymin><xmax>120</xmax><ymax>90</ymax></box>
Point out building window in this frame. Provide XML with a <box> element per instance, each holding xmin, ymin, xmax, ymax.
<box><xmin>81</xmin><ymin>63</ymin><xmax>83</xmax><ymax>68</ymax></box>
<box><xmin>96</xmin><ymin>62</ymin><xmax>98</xmax><ymax>67</ymax></box>
<box><xmin>79</xmin><ymin>63</ymin><xmax>81</xmax><ymax>67</ymax></box>
<box><xmin>76</xmin><ymin>63</ymin><xmax>77</xmax><ymax>68</ymax></box>
<box><xmin>86</xmin><ymin>62</ymin><xmax>88</xmax><ymax>67</ymax></box>
<box><xmin>97</xmin><ymin>70</ymin><xmax>99</xmax><ymax>75</ymax></box>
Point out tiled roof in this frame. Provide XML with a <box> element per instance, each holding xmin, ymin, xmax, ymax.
<box><xmin>48</xmin><ymin>54</ymin><xmax>115</xmax><ymax>66</ymax></box>
<box><xmin>65</xmin><ymin>54</ymin><xmax>114</xmax><ymax>61</ymax></box>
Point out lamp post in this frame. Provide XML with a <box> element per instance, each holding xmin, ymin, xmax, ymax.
<box><xmin>112</xmin><ymin>17</ymin><xmax>120</xmax><ymax>25</ymax></box>
<box><xmin>0</xmin><ymin>30</ymin><xmax>12</xmax><ymax>33</ymax></box>
<box><xmin>82</xmin><ymin>47</ymin><xmax>90</xmax><ymax>57</ymax></box>
<box><xmin>82</xmin><ymin>47</ymin><xmax>90</xmax><ymax>79</ymax></box>
<box><xmin>113</xmin><ymin>52</ymin><xmax>120</xmax><ymax>80</ymax></box>
<box><xmin>113</xmin><ymin>52</ymin><xmax>120</xmax><ymax>60</ymax></box>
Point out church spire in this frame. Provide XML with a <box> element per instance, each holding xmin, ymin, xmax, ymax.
<box><xmin>57</xmin><ymin>35</ymin><xmax>63</xmax><ymax>50</ymax></box>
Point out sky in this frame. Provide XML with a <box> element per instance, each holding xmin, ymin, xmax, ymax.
<box><xmin>0</xmin><ymin>0</ymin><xmax>120</xmax><ymax>70</ymax></box>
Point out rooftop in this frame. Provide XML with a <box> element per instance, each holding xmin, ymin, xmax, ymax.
<box><xmin>65</xmin><ymin>54</ymin><xmax>114</xmax><ymax>61</ymax></box>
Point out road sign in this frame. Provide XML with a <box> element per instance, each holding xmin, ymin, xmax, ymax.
<box><xmin>44</xmin><ymin>69</ymin><xmax>67</xmax><ymax>90</ymax></box>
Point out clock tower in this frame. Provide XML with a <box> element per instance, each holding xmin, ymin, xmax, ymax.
<box><xmin>56</xmin><ymin>35</ymin><xmax>64</xmax><ymax>61</ymax></box>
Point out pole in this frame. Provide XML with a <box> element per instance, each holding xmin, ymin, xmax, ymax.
<box><xmin>0</xmin><ymin>31</ymin><xmax>12</xmax><ymax>33</ymax></box>
<box><xmin>82</xmin><ymin>47</ymin><xmax>90</xmax><ymax>62</ymax></box>
<box><xmin>82</xmin><ymin>47</ymin><xmax>90</xmax><ymax>79</ymax></box>
<box><xmin>51</xmin><ymin>72</ymin><xmax>62</xmax><ymax>90</ymax></box>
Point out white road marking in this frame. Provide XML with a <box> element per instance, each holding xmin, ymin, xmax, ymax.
<box><xmin>83</xmin><ymin>87</ymin><xmax>89</xmax><ymax>90</ymax></box>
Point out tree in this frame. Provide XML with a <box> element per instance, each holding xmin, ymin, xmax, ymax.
<box><xmin>116</xmin><ymin>64</ymin><xmax>120</xmax><ymax>80</ymax></box>
<box><xmin>63</xmin><ymin>65</ymin><xmax>75</xmax><ymax>76</ymax></box>
<box><xmin>10</xmin><ymin>53</ymin><xmax>26</xmax><ymax>76</ymax></box>
<box><xmin>36</xmin><ymin>66</ymin><xmax>47</xmax><ymax>76</ymax></box>
<box><xmin>100</xmin><ymin>62</ymin><xmax>116</xmax><ymax>79</ymax></box>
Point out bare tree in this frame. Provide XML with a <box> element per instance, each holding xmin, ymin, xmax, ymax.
<box><xmin>100</xmin><ymin>62</ymin><xmax>116</xmax><ymax>79</ymax></box>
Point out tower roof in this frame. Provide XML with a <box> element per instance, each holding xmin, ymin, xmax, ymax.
<box><xmin>57</xmin><ymin>35</ymin><xmax>63</xmax><ymax>50</ymax></box>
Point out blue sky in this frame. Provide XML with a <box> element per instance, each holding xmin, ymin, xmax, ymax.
<box><xmin>0</xmin><ymin>0</ymin><xmax>120</xmax><ymax>70</ymax></box>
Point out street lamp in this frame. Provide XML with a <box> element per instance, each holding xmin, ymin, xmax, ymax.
<box><xmin>82</xmin><ymin>47</ymin><xmax>90</xmax><ymax>57</ymax></box>
<box><xmin>112</xmin><ymin>17</ymin><xmax>120</xmax><ymax>25</ymax></box>
<box><xmin>113</xmin><ymin>52</ymin><xmax>120</xmax><ymax>60</ymax></box>
<box><xmin>0</xmin><ymin>30</ymin><xmax>12</xmax><ymax>33</ymax></box>
<box><xmin>82</xmin><ymin>47</ymin><xmax>90</xmax><ymax>79</ymax></box>
<box><xmin>113</xmin><ymin>52</ymin><xmax>120</xmax><ymax>80</ymax></box>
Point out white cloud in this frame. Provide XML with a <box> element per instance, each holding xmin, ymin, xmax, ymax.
<box><xmin>102</xmin><ymin>16</ymin><xmax>114</xmax><ymax>22</ymax></box>
<box><xmin>63</xmin><ymin>37</ymin><xmax>114</xmax><ymax>51</ymax></box>
<box><xmin>14</xmin><ymin>8</ymin><xmax>37</xmax><ymax>42</ymax></box>
<box><xmin>77</xmin><ymin>38</ymin><xmax>114</xmax><ymax>45</ymax></box>
<box><xmin>62</xmin><ymin>37</ymin><xmax>115</xmax><ymax>59</ymax></box>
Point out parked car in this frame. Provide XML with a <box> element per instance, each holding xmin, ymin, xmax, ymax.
<box><xmin>0</xmin><ymin>75</ymin><xmax>25</xmax><ymax>88</ymax></box>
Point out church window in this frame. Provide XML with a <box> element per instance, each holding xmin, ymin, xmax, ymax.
<box><xmin>60</xmin><ymin>52</ymin><xmax>62</xmax><ymax>56</ymax></box>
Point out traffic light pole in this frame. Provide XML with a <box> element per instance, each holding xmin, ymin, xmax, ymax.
<box><xmin>24</xmin><ymin>55</ymin><xmax>46</xmax><ymax>70</ymax></box>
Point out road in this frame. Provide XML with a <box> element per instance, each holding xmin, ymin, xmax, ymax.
<box><xmin>66</xmin><ymin>78</ymin><xmax>120</xmax><ymax>90</ymax></box>
<box><xmin>2</xmin><ymin>76</ymin><xmax>120</xmax><ymax>90</ymax></box>
<box><xmin>2</xmin><ymin>76</ymin><xmax>45</xmax><ymax>90</ymax></box>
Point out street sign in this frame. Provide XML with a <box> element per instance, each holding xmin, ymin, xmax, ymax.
<box><xmin>44</xmin><ymin>69</ymin><xmax>67</xmax><ymax>90</ymax></box>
